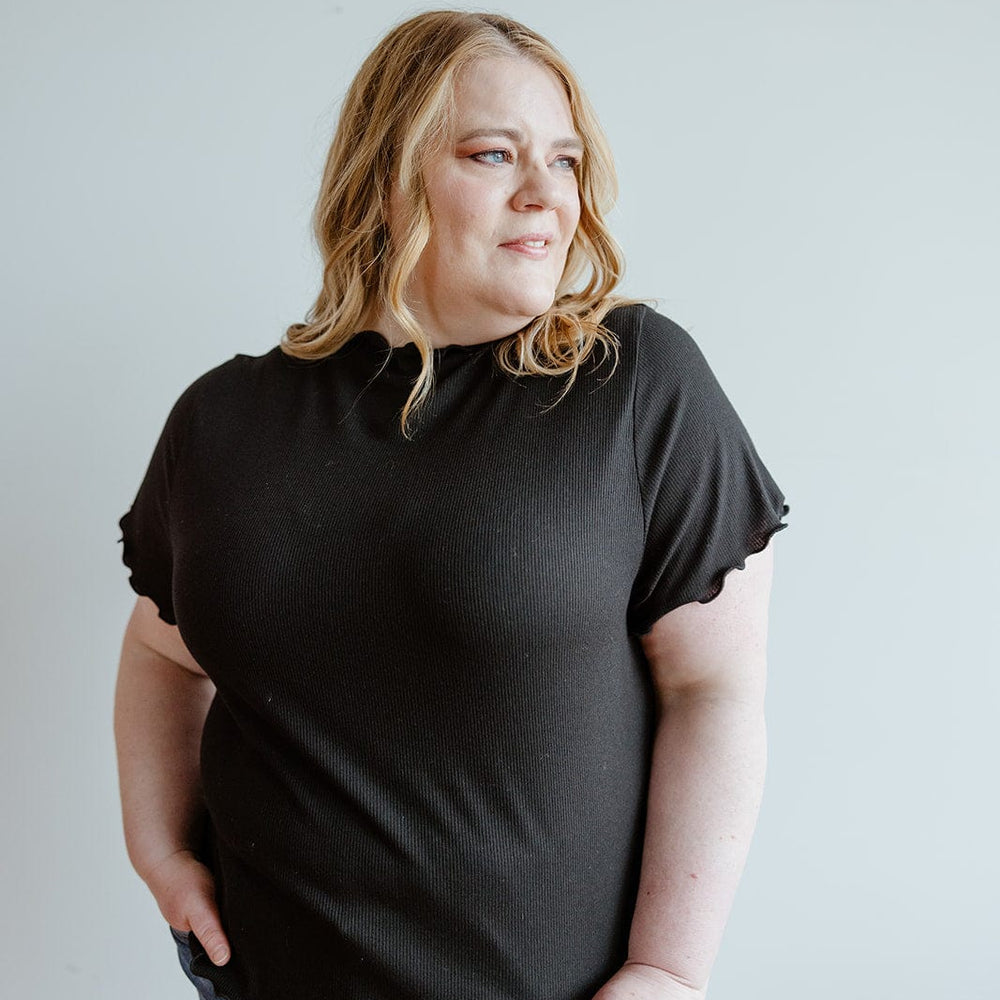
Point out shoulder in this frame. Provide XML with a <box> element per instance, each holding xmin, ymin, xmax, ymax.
<box><xmin>600</xmin><ymin>301</ymin><xmax>711</xmax><ymax>389</ymax></box>
<box><xmin>183</xmin><ymin>345</ymin><xmax>283</xmax><ymax>397</ymax></box>
<box><xmin>606</xmin><ymin>303</ymin><xmax>747</xmax><ymax>455</ymax></box>
<box><xmin>171</xmin><ymin>346</ymin><xmax>284</xmax><ymax>413</ymax></box>
<box><xmin>602</xmin><ymin>300</ymin><xmax>701</xmax><ymax>354</ymax></box>
<box><xmin>153</xmin><ymin>346</ymin><xmax>284</xmax><ymax>452</ymax></box>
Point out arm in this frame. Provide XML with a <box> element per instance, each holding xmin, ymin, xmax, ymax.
<box><xmin>594</xmin><ymin>542</ymin><xmax>774</xmax><ymax>1000</ymax></box>
<box><xmin>113</xmin><ymin>595</ymin><xmax>232</xmax><ymax>966</ymax></box>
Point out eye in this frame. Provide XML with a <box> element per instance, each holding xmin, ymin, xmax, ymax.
<box><xmin>553</xmin><ymin>155</ymin><xmax>579</xmax><ymax>170</ymax></box>
<box><xmin>470</xmin><ymin>149</ymin><xmax>512</xmax><ymax>165</ymax></box>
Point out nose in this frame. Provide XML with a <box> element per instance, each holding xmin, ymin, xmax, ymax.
<box><xmin>511</xmin><ymin>158</ymin><xmax>563</xmax><ymax>212</ymax></box>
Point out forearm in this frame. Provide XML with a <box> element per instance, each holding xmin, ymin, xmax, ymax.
<box><xmin>113</xmin><ymin>639</ymin><xmax>216</xmax><ymax>882</ymax></box>
<box><xmin>627</xmin><ymin>694</ymin><xmax>767</xmax><ymax>991</ymax></box>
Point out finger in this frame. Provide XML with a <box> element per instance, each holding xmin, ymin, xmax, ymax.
<box><xmin>187</xmin><ymin>901</ymin><xmax>231</xmax><ymax>966</ymax></box>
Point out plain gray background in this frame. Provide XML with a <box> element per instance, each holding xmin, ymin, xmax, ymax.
<box><xmin>2</xmin><ymin>1</ymin><xmax>997</xmax><ymax>997</ymax></box>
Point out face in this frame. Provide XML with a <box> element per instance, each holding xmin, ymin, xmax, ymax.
<box><xmin>391</xmin><ymin>55</ymin><xmax>583</xmax><ymax>343</ymax></box>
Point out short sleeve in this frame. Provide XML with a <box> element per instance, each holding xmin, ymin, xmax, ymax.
<box><xmin>627</xmin><ymin>308</ymin><xmax>789</xmax><ymax>635</ymax></box>
<box><xmin>117</xmin><ymin>378</ymin><xmax>202</xmax><ymax>626</ymax></box>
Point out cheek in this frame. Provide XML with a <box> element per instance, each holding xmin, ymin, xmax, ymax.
<box><xmin>564</xmin><ymin>189</ymin><xmax>582</xmax><ymax>232</ymax></box>
<box><xmin>433</xmin><ymin>178</ymin><xmax>500</xmax><ymax>244</ymax></box>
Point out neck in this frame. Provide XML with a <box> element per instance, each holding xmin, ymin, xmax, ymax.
<box><xmin>363</xmin><ymin>302</ymin><xmax>532</xmax><ymax>349</ymax></box>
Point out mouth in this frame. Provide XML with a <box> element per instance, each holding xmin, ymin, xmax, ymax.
<box><xmin>500</xmin><ymin>232</ymin><xmax>555</xmax><ymax>248</ymax></box>
<box><xmin>500</xmin><ymin>233</ymin><xmax>555</xmax><ymax>259</ymax></box>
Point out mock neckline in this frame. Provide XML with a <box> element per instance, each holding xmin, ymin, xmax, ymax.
<box><xmin>354</xmin><ymin>329</ymin><xmax>501</xmax><ymax>356</ymax></box>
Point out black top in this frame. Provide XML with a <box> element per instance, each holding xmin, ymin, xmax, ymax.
<box><xmin>118</xmin><ymin>303</ymin><xmax>788</xmax><ymax>1000</ymax></box>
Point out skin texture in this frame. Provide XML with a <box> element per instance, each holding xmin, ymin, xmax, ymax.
<box><xmin>114</xmin><ymin>597</ymin><xmax>232</xmax><ymax>966</ymax></box>
<box><xmin>374</xmin><ymin>55</ymin><xmax>583</xmax><ymax>347</ymax></box>
<box><xmin>114</xmin><ymin>51</ymin><xmax>777</xmax><ymax>997</ymax></box>
<box><xmin>595</xmin><ymin>543</ymin><xmax>775</xmax><ymax>999</ymax></box>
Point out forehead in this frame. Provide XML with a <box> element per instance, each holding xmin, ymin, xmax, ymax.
<box><xmin>447</xmin><ymin>55</ymin><xmax>576</xmax><ymax>136</ymax></box>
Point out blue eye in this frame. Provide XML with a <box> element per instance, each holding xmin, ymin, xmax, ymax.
<box><xmin>471</xmin><ymin>149</ymin><xmax>511</xmax><ymax>165</ymax></box>
<box><xmin>468</xmin><ymin>149</ymin><xmax>580</xmax><ymax>170</ymax></box>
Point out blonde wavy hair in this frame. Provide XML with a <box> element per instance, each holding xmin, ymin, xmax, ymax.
<box><xmin>282</xmin><ymin>9</ymin><xmax>640</xmax><ymax>437</ymax></box>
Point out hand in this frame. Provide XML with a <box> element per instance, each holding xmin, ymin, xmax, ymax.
<box><xmin>590</xmin><ymin>962</ymin><xmax>707</xmax><ymax>1000</ymax></box>
<box><xmin>142</xmin><ymin>848</ymin><xmax>231</xmax><ymax>966</ymax></box>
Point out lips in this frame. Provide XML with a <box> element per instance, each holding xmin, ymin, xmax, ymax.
<box><xmin>499</xmin><ymin>232</ymin><xmax>555</xmax><ymax>248</ymax></box>
<box><xmin>499</xmin><ymin>232</ymin><xmax>555</xmax><ymax>260</ymax></box>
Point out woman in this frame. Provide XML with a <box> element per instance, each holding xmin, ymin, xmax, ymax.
<box><xmin>114</xmin><ymin>10</ymin><xmax>789</xmax><ymax>1000</ymax></box>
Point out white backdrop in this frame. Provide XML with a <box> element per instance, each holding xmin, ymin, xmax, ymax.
<box><xmin>2</xmin><ymin>1</ymin><xmax>997</xmax><ymax>997</ymax></box>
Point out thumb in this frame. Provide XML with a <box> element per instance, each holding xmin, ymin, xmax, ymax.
<box><xmin>187</xmin><ymin>899</ymin><xmax>231</xmax><ymax>967</ymax></box>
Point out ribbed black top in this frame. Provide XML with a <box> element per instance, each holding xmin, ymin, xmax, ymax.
<box><xmin>118</xmin><ymin>303</ymin><xmax>788</xmax><ymax>1000</ymax></box>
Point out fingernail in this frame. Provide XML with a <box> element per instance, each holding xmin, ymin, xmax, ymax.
<box><xmin>214</xmin><ymin>949</ymin><xmax>230</xmax><ymax>965</ymax></box>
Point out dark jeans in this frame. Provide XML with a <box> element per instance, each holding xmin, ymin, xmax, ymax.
<box><xmin>169</xmin><ymin>926</ymin><xmax>227</xmax><ymax>1000</ymax></box>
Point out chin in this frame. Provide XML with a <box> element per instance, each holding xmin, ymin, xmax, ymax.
<box><xmin>499</xmin><ymin>285</ymin><xmax>558</xmax><ymax>323</ymax></box>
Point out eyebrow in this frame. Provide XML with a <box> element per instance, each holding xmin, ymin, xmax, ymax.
<box><xmin>456</xmin><ymin>127</ymin><xmax>585</xmax><ymax>153</ymax></box>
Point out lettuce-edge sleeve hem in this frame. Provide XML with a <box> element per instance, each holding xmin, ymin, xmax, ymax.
<box><xmin>117</xmin><ymin>507</ymin><xmax>178</xmax><ymax>626</ymax></box>
<box><xmin>116</xmin><ymin>370</ymin><xmax>210</xmax><ymax>629</ymax></box>
<box><xmin>628</xmin><ymin>502</ymin><xmax>789</xmax><ymax>636</ymax></box>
